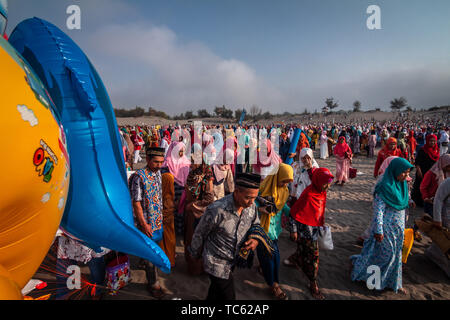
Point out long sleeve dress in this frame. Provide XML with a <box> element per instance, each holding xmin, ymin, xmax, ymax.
<box><xmin>351</xmin><ymin>195</ymin><xmax>405</xmax><ymax>292</ymax></box>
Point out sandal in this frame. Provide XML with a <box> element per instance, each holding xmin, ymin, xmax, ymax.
<box><xmin>309</xmin><ymin>282</ymin><xmax>325</xmax><ymax>300</ymax></box>
<box><xmin>271</xmin><ymin>285</ymin><xmax>288</xmax><ymax>300</ymax></box>
<box><xmin>149</xmin><ymin>286</ymin><xmax>166</xmax><ymax>299</ymax></box>
<box><xmin>398</xmin><ymin>288</ymin><xmax>408</xmax><ymax>295</ymax></box>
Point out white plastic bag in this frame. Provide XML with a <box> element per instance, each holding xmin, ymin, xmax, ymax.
<box><xmin>318</xmin><ymin>225</ymin><xmax>334</xmax><ymax>250</ymax></box>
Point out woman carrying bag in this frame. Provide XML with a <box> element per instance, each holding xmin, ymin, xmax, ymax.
<box><xmin>285</xmin><ymin>168</ymin><xmax>335</xmax><ymax>300</ymax></box>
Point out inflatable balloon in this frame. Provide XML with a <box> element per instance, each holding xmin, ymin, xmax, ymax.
<box><xmin>0</xmin><ymin>36</ymin><xmax>70</xmax><ymax>299</ymax></box>
<box><xmin>285</xmin><ymin>128</ymin><xmax>301</xmax><ymax>165</ymax></box>
<box><xmin>9</xmin><ymin>18</ymin><xmax>170</xmax><ymax>273</ymax></box>
<box><xmin>0</xmin><ymin>0</ymin><xmax>7</xmax><ymax>38</ymax></box>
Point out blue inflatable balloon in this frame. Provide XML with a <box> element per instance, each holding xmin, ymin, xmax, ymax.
<box><xmin>9</xmin><ymin>18</ymin><xmax>170</xmax><ymax>273</ymax></box>
<box><xmin>285</xmin><ymin>128</ymin><xmax>301</xmax><ymax>165</ymax></box>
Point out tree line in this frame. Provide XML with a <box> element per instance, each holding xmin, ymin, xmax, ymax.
<box><xmin>114</xmin><ymin>98</ymin><xmax>448</xmax><ymax>121</ymax></box>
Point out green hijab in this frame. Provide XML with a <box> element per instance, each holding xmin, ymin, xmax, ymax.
<box><xmin>374</xmin><ymin>157</ymin><xmax>413</xmax><ymax>210</ymax></box>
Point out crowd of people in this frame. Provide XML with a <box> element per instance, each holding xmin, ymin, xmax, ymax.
<box><xmin>54</xmin><ymin>118</ymin><xmax>449</xmax><ymax>300</ymax></box>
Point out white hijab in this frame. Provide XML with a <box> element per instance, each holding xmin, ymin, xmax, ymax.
<box><xmin>291</xmin><ymin>148</ymin><xmax>320</xmax><ymax>198</ymax></box>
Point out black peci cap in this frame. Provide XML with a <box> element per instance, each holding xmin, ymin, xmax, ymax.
<box><xmin>146</xmin><ymin>147</ymin><xmax>165</xmax><ymax>157</ymax></box>
<box><xmin>235</xmin><ymin>173</ymin><xmax>261</xmax><ymax>189</ymax></box>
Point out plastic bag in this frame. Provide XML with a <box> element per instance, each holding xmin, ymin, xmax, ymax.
<box><xmin>318</xmin><ymin>225</ymin><xmax>334</xmax><ymax>250</ymax></box>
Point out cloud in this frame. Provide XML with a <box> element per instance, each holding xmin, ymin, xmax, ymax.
<box><xmin>84</xmin><ymin>22</ymin><xmax>284</xmax><ymax>114</ymax></box>
<box><xmin>8</xmin><ymin>0</ymin><xmax>450</xmax><ymax>114</ymax></box>
<box><xmin>291</xmin><ymin>65</ymin><xmax>450</xmax><ymax>111</ymax></box>
<box><xmin>84</xmin><ymin>21</ymin><xmax>450</xmax><ymax>114</ymax></box>
<box><xmin>17</xmin><ymin>104</ymin><xmax>38</xmax><ymax>126</ymax></box>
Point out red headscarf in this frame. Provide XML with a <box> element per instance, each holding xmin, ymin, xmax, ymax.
<box><xmin>333</xmin><ymin>136</ymin><xmax>351</xmax><ymax>158</ymax></box>
<box><xmin>290</xmin><ymin>167</ymin><xmax>334</xmax><ymax>227</ymax></box>
<box><xmin>382</xmin><ymin>137</ymin><xmax>401</xmax><ymax>157</ymax></box>
<box><xmin>408</xmin><ymin>130</ymin><xmax>417</xmax><ymax>154</ymax></box>
<box><xmin>422</xmin><ymin>134</ymin><xmax>440</xmax><ymax>161</ymax></box>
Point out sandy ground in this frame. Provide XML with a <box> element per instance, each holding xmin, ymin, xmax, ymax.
<box><xmin>115</xmin><ymin>109</ymin><xmax>450</xmax><ymax>127</ymax></box>
<box><xmin>32</xmin><ymin>147</ymin><xmax>450</xmax><ymax>300</ymax></box>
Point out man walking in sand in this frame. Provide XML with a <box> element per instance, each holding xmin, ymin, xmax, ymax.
<box><xmin>129</xmin><ymin>147</ymin><xmax>166</xmax><ymax>299</ymax></box>
<box><xmin>188</xmin><ymin>173</ymin><xmax>263</xmax><ymax>300</ymax></box>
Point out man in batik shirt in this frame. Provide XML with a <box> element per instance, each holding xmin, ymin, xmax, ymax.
<box><xmin>129</xmin><ymin>147</ymin><xmax>165</xmax><ymax>298</ymax></box>
<box><xmin>189</xmin><ymin>173</ymin><xmax>263</xmax><ymax>300</ymax></box>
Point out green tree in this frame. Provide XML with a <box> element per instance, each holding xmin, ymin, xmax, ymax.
<box><xmin>325</xmin><ymin>97</ymin><xmax>339</xmax><ymax>112</ymax></box>
<box><xmin>214</xmin><ymin>105</ymin><xmax>233</xmax><ymax>118</ymax></box>
<box><xmin>353</xmin><ymin>100</ymin><xmax>361</xmax><ymax>112</ymax></box>
<box><xmin>185</xmin><ymin>111</ymin><xmax>194</xmax><ymax>119</ymax></box>
<box><xmin>390</xmin><ymin>97</ymin><xmax>408</xmax><ymax>111</ymax></box>
<box><xmin>197</xmin><ymin>109</ymin><xmax>211</xmax><ymax>118</ymax></box>
<box><xmin>262</xmin><ymin>111</ymin><xmax>273</xmax><ymax>119</ymax></box>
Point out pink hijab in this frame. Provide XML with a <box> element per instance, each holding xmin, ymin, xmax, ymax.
<box><xmin>163</xmin><ymin>141</ymin><xmax>191</xmax><ymax>186</ymax></box>
<box><xmin>254</xmin><ymin>138</ymin><xmax>282</xmax><ymax>171</ymax></box>
<box><xmin>378</xmin><ymin>156</ymin><xmax>412</xmax><ymax>182</ymax></box>
<box><xmin>429</xmin><ymin>154</ymin><xmax>450</xmax><ymax>185</ymax></box>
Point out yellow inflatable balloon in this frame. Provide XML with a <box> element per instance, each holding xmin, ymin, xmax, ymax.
<box><xmin>0</xmin><ymin>37</ymin><xmax>70</xmax><ymax>299</ymax></box>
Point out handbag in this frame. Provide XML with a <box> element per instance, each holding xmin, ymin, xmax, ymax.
<box><xmin>105</xmin><ymin>252</ymin><xmax>131</xmax><ymax>295</ymax></box>
<box><xmin>349</xmin><ymin>167</ymin><xmax>357</xmax><ymax>179</ymax></box>
<box><xmin>318</xmin><ymin>225</ymin><xmax>334</xmax><ymax>250</ymax></box>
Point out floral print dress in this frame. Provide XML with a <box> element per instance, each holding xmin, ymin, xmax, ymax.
<box><xmin>351</xmin><ymin>194</ymin><xmax>404</xmax><ymax>292</ymax></box>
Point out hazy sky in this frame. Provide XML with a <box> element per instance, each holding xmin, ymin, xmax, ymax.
<box><xmin>6</xmin><ymin>0</ymin><xmax>450</xmax><ymax>115</ymax></box>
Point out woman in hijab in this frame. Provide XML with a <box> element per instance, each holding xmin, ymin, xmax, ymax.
<box><xmin>420</xmin><ymin>154</ymin><xmax>450</xmax><ymax>216</ymax></box>
<box><xmin>160</xmin><ymin>130</ymin><xmax>171</xmax><ymax>155</ymax></box>
<box><xmin>368</xmin><ymin>130</ymin><xmax>377</xmax><ymax>158</ymax></box>
<box><xmin>374</xmin><ymin>137</ymin><xmax>403</xmax><ymax>178</ymax></box>
<box><xmin>397</xmin><ymin>132</ymin><xmax>409</xmax><ymax>160</ymax></box>
<box><xmin>412</xmin><ymin>134</ymin><xmax>440</xmax><ymax>207</ymax></box>
<box><xmin>312</xmin><ymin>129</ymin><xmax>319</xmax><ymax>151</ymax></box>
<box><xmin>212</xmin><ymin>149</ymin><xmax>235</xmax><ymax>201</ymax></box>
<box><xmin>279</xmin><ymin>132</ymin><xmax>290</xmax><ymax>162</ymax></box>
<box><xmin>319</xmin><ymin>130</ymin><xmax>329</xmax><ymax>159</ymax></box>
<box><xmin>424</xmin><ymin>178</ymin><xmax>450</xmax><ymax>277</ymax></box>
<box><xmin>285</xmin><ymin>168</ymin><xmax>335</xmax><ymax>300</ymax></box>
<box><xmin>252</xmin><ymin>138</ymin><xmax>282</xmax><ymax>180</ymax></box>
<box><xmin>350</xmin><ymin>158</ymin><xmax>414</xmax><ymax>294</ymax></box>
<box><xmin>163</xmin><ymin>141</ymin><xmax>191</xmax><ymax>236</ymax></box>
<box><xmin>439</xmin><ymin>128</ymin><xmax>449</xmax><ymax>155</ymax></box>
<box><xmin>290</xmin><ymin>148</ymin><xmax>320</xmax><ymax>200</ymax></box>
<box><xmin>121</xmin><ymin>128</ymin><xmax>135</xmax><ymax>169</ymax></box>
<box><xmin>184</xmin><ymin>150</ymin><xmax>215</xmax><ymax>275</ymax></box>
<box><xmin>333</xmin><ymin>136</ymin><xmax>353</xmax><ymax>186</ymax></box>
<box><xmin>351</xmin><ymin>128</ymin><xmax>360</xmax><ymax>154</ymax></box>
<box><xmin>357</xmin><ymin>156</ymin><xmax>415</xmax><ymax>244</ymax></box>
<box><xmin>407</xmin><ymin>130</ymin><xmax>418</xmax><ymax>162</ymax></box>
<box><xmin>224</xmin><ymin>135</ymin><xmax>238</xmax><ymax>176</ymax></box>
<box><xmin>257</xmin><ymin>163</ymin><xmax>293</xmax><ymax>300</ymax></box>
<box><xmin>148</xmin><ymin>128</ymin><xmax>160</xmax><ymax>148</ymax></box>
<box><xmin>131</xmin><ymin>130</ymin><xmax>145</xmax><ymax>166</ymax></box>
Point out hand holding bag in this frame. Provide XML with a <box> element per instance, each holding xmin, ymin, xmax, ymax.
<box><xmin>318</xmin><ymin>224</ymin><xmax>334</xmax><ymax>250</ymax></box>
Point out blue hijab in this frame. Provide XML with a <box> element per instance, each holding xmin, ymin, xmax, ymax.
<box><xmin>374</xmin><ymin>157</ymin><xmax>413</xmax><ymax>210</ymax></box>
